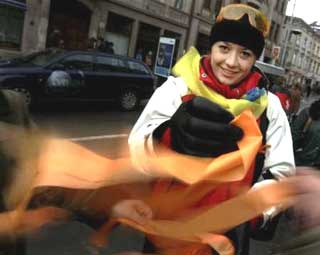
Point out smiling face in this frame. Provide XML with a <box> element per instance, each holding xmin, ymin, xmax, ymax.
<box><xmin>210</xmin><ymin>41</ymin><xmax>256</xmax><ymax>86</ymax></box>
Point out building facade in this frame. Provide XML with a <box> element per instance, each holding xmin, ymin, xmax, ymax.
<box><xmin>281</xmin><ymin>16</ymin><xmax>320</xmax><ymax>88</ymax></box>
<box><xmin>0</xmin><ymin>0</ymin><xmax>288</xmax><ymax>69</ymax></box>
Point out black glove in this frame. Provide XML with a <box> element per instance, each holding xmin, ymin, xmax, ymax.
<box><xmin>157</xmin><ymin>96</ymin><xmax>243</xmax><ymax>157</ymax></box>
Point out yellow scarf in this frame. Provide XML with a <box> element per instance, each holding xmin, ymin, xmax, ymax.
<box><xmin>172</xmin><ymin>47</ymin><xmax>268</xmax><ymax>118</ymax></box>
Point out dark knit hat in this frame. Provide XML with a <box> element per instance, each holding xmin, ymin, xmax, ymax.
<box><xmin>210</xmin><ymin>15</ymin><xmax>265</xmax><ymax>58</ymax></box>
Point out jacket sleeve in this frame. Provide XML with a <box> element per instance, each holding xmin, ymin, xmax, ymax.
<box><xmin>128</xmin><ymin>77</ymin><xmax>187</xmax><ymax>174</ymax></box>
<box><xmin>263</xmin><ymin>92</ymin><xmax>296</xmax><ymax>180</ymax></box>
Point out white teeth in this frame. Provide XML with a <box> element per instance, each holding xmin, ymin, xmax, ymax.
<box><xmin>221</xmin><ymin>67</ymin><xmax>235</xmax><ymax>73</ymax></box>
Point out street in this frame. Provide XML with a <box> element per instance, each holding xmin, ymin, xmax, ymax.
<box><xmin>31</xmin><ymin>102</ymin><xmax>143</xmax><ymax>158</ymax></box>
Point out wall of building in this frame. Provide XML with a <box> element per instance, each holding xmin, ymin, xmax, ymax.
<box><xmin>103</xmin><ymin>0</ymin><xmax>189</xmax><ymax>61</ymax></box>
<box><xmin>281</xmin><ymin>17</ymin><xmax>320</xmax><ymax>88</ymax></box>
<box><xmin>21</xmin><ymin>0</ymin><xmax>51</xmax><ymax>53</ymax></box>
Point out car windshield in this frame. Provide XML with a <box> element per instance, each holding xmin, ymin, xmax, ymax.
<box><xmin>16</xmin><ymin>48</ymin><xmax>65</xmax><ymax>66</ymax></box>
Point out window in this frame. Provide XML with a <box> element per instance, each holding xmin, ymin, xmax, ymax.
<box><xmin>203</xmin><ymin>0</ymin><xmax>212</xmax><ymax>10</ymax></box>
<box><xmin>292</xmin><ymin>53</ymin><xmax>296</xmax><ymax>66</ymax></box>
<box><xmin>307</xmin><ymin>57</ymin><xmax>311</xmax><ymax>71</ymax></box>
<box><xmin>295</xmin><ymin>35</ymin><xmax>300</xmax><ymax>46</ymax></box>
<box><xmin>273</xmin><ymin>24</ymin><xmax>280</xmax><ymax>42</ymax></box>
<box><xmin>127</xmin><ymin>61</ymin><xmax>149</xmax><ymax>74</ymax></box>
<box><xmin>311</xmin><ymin>61</ymin><xmax>315</xmax><ymax>72</ymax></box>
<box><xmin>214</xmin><ymin>0</ymin><xmax>223</xmax><ymax>16</ymax></box>
<box><xmin>297</xmin><ymin>54</ymin><xmax>302</xmax><ymax>67</ymax></box>
<box><xmin>174</xmin><ymin>0</ymin><xmax>184</xmax><ymax>10</ymax></box>
<box><xmin>105</xmin><ymin>12</ymin><xmax>133</xmax><ymax>56</ymax></box>
<box><xmin>280</xmin><ymin>0</ymin><xmax>286</xmax><ymax>14</ymax></box>
<box><xmin>0</xmin><ymin>5</ymin><xmax>24</xmax><ymax>49</ymax></box>
<box><xmin>269</xmin><ymin>21</ymin><xmax>276</xmax><ymax>40</ymax></box>
<box><xmin>95</xmin><ymin>56</ymin><xmax>127</xmax><ymax>72</ymax></box>
<box><xmin>196</xmin><ymin>33</ymin><xmax>211</xmax><ymax>55</ymax></box>
<box><xmin>303</xmin><ymin>38</ymin><xmax>307</xmax><ymax>48</ymax></box>
<box><xmin>20</xmin><ymin>49</ymin><xmax>64</xmax><ymax>67</ymax></box>
<box><xmin>60</xmin><ymin>54</ymin><xmax>93</xmax><ymax>71</ymax></box>
<box><xmin>289</xmin><ymin>32</ymin><xmax>294</xmax><ymax>43</ymax></box>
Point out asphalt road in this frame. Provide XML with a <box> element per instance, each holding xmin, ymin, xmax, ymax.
<box><xmin>31</xmin><ymin>101</ymin><xmax>143</xmax><ymax>158</ymax></box>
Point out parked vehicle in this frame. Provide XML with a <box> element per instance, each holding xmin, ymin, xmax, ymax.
<box><xmin>0</xmin><ymin>48</ymin><xmax>156</xmax><ymax>111</ymax></box>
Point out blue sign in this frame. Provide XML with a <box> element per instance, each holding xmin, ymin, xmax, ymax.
<box><xmin>154</xmin><ymin>37</ymin><xmax>176</xmax><ymax>78</ymax></box>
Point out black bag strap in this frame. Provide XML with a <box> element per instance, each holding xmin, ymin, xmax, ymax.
<box><xmin>252</xmin><ymin>109</ymin><xmax>269</xmax><ymax>184</ymax></box>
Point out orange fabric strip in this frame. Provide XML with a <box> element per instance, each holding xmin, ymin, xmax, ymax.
<box><xmin>2</xmin><ymin>110</ymin><xmax>268</xmax><ymax>255</ymax></box>
<box><xmin>33</xmin><ymin>110</ymin><xmax>261</xmax><ymax>190</ymax></box>
<box><xmin>96</xmin><ymin>181</ymin><xmax>295</xmax><ymax>255</ymax></box>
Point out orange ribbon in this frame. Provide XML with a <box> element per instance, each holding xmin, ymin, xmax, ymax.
<box><xmin>1</xmin><ymin>110</ymin><xmax>295</xmax><ymax>255</ymax></box>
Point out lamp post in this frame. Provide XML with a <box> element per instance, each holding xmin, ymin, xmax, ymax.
<box><xmin>280</xmin><ymin>0</ymin><xmax>297</xmax><ymax>67</ymax></box>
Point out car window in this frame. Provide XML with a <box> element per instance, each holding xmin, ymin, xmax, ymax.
<box><xmin>96</xmin><ymin>56</ymin><xmax>128</xmax><ymax>72</ymax></box>
<box><xmin>127</xmin><ymin>61</ymin><xmax>149</xmax><ymax>74</ymax></box>
<box><xmin>59</xmin><ymin>54</ymin><xmax>93</xmax><ymax>71</ymax></box>
<box><xmin>12</xmin><ymin>49</ymin><xmax>64</xmax><ymax>67</ymax></box>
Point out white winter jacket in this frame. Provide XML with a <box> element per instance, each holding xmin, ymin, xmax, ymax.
<box><xmin>129</xmin><ymin>76</ymin><xmax>295</xmax><ymax>181</ymax></box>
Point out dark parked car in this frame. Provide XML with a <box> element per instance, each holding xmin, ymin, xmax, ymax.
<box><xmin>0</xmin><ymin>49</ymin><xmax>156</xmax><ymax>111</ymax></box>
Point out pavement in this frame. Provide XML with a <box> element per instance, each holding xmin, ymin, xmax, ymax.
<box><xmin>25</xmin><ymin>222</ymin><xmax>147</xmax><ymax>255</ymax></box>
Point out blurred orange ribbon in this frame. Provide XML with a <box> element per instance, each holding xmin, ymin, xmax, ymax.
<box><xmin>1</xmin><ymin>110</ymin><xmax>295</xmax><ymax>255</ymax></box>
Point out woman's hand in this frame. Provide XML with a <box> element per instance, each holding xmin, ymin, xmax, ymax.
<box><xmin>111</xmin><ymin>200</ymin><xmax>153</xmax><ymax>224</ymax></box>
<box><xmin>154</xmin><ymin>96</ymin><xmax>243</xmax><ymax>157</ymax></box>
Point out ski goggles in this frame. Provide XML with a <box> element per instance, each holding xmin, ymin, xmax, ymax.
<box><xmin>216</xmin><ymin>4</ymin><xmax>270</xmax><ymax>37</ymax></box>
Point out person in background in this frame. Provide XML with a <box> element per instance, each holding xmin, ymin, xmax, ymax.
<box><xmin>129</xmin><ymin>4</ymin><xmax>295</xmax><ymax>255</ymax></box>
<box><xmin>288</xmin><ymin>83</ymin><xmax>302</xmax><ymax>123</ymax></box>
<box><xmin>269</xmin><ymin>78</ymin><xmax>291</xmax><ymax>115</ymax></box>
<box><xmin>305</xmin><ymin>85</ymin><xmax>311</xmax><ymax>98</ymax></box>
<box><xmin>96</xmin><ymin>38</ymin><xmax>115</xmax><ymax>54</ymax></box>
<box><xmin>47</xmin><ymin>29</ymin><xmax>63</xmax><ymax>48</ymax></box>
<box><xmin>88</xmin><ymin>37</ymin><xmax>98</xmax><ymax>50</ymax></box>
<box><xmin>105</xmin><ymin>41</ymin><xmax>115</xmax><ymax>54</ymax></box>
<box><xmin>0</xmin><ymin>89</ymin><xmax>35</xmax><ymax>255</ymax></box>
<box><xmin>135</xmin><ymin>48</ymin><xmax>143</xmax><ymax>61</ymax></box>
<box><xmin>291</xmin><ymin>99</ymin><xmax>320</xmax><ymax>167</ymax></box>
<box><xmin>157</xmin><ymin>45</ymin><xmax>167</xmax><ymax>67</ymax></box>
<box><xmin>58</xmin><ymin>39</ymin><xmax>65</xmax><ymax>49</ymax></box>
<box><xmin>144</xmin><ymin>51</ymin><xmax>153</xmax><ymax>69</ymax></box>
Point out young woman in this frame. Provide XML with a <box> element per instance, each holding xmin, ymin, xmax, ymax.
<box><xmin>128</xmin><ymin>4</ymin><xmax>295</xmax><ymax>254</ymax></box>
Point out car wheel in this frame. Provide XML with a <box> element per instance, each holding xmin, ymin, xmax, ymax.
<box><xmin>11</xmin><ymin>87</ymin><xmax>33</xmax><ymax>107</ymax></box>
<box><xmin>119</xmin><ymin>89</ymin><xmax>139</xmax><ymax>111</ymax></box>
